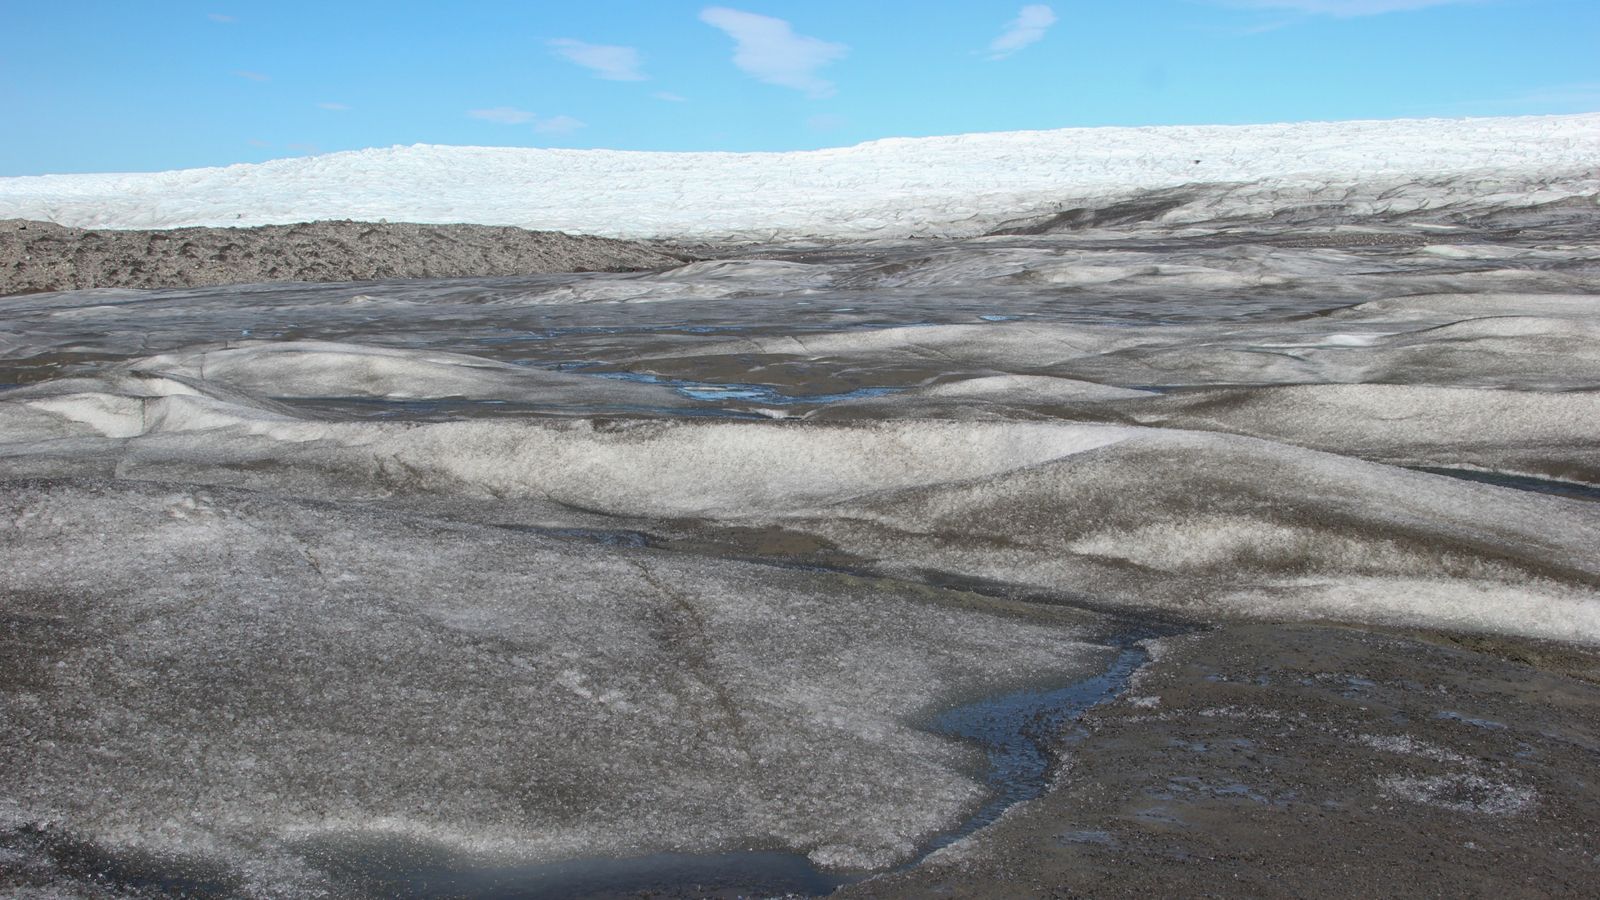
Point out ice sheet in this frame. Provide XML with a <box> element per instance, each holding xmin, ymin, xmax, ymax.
<box><xmin>3</xmin><ymin>114</ymin><xmax>1597</xmax><ymax>239</ymax></box>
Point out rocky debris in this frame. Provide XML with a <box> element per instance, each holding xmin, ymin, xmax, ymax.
<box><xmin>0</xmin><ymin>219</ymin><xmax>694</xmax><ymax>295</ymax></box>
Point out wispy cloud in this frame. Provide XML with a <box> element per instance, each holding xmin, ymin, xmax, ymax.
<box><xmin>699</xmin><ymin>7</ymin><xmax>847</xmax><ymax>98</ymax></box>
<box><xmin>468</xmin><ymin>106</ymin><xmax>535</xmax><ymax>125</ymax></box>
<box><xmin>317</xmin><ymin>102</ymin><xmax>350</xmax><ymax>111</ymax></box>
<box><xmin>232</xmin><ymin>70</ymin><xmax>269</xmax><ymax>82</ymax></box>
<box><xmin>534</xmin><ymin>115</ymin><xmax>586</xmax><ymax>134</ymax></box>
<box><xmin>1512</xmin><ymin>82</ymin><xmax>1600</xmax><ymax>107</ymax></box>
<box><xmin>549</xmin><ymin>39</ymin><xmax>646</xmax><ymax>81</ymax></box>
<box><xmin>806</xmin><ymin>113</ymin><xmax>847</xmax><ymax>132</ymax></box>
<box><xmin>1220</xmin><ymin>0</ymin><xmax>1477</xmax><ymax>15</ymax></box>
<box><xmin>653</xmin><ymin>91</ymin><xmax>688</xmax><ymax>103</ymax></box>
<box><xmin>207</xmin><ymin>13</ymin><xmax>236</xmax><ymax>24</ymax></box>
<box><xmin>1442</xmin><ymin>82</ymin><xmax>1600</xmax><ymax>114</ymax></box>
<box><xmin>467</xmin><ymin>108</ymin><xmax>586</xmax><ymax>133</ymax></box>
<box><xmin>988</xmin><ymin>5</ymin><xmax>1057</xmax><ymax>59</ymax></box>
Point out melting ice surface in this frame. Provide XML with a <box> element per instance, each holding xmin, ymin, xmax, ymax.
<box><xmin>5</xmin><ymin>160</ymin><xmax>1600</xmax><ymax>897</ymax></box>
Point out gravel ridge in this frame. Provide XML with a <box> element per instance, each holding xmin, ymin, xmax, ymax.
<box><xmin>0</xmin><ymin>218</ymin><xmax>694</xmax><ymax>295</ymax></box>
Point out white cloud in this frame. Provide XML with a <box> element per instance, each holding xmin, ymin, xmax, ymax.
<box><xmin>534</xmin><ymin>115</ymin><xmax>586</xmax><ymax>134</ymax></box>
<box><xmin>806</xmin><ymin>113</ymin><xmax>847</xmax><ymax>132</ymax></box>
<box><xmin>208</xmin><ymin>13</ymin><xmax>236</xmax><ymax>24</ymax></box>
<box><xmin>653</xmin><ymin>91</ymin><xmax>688</xmax><ymax>102</ymax></box>
<box><xmin>1447</xmin><ymin>82</ymin><xmax>1600</xmax><ymax>113</ymax></box>
<box><xmin>988</xmin><ymin>5</ymin><xmax>1057</xmax><ymax>59</ymax></box>
<box><xmin>1514</xmin><ymin>82</ymin><xmax>1600</xmax><ymax>106</ymax></box>
<box><xmin>699</xmin><ymin>7</ymin><xmax>847</xmax><ymax>98</ymax></box>
<box><xmin>467</xmin><ymin>108</ymin><xmax>585</xmax><ymax>133</ymax></box>
<box><xmin>468</xmin><ymin>107</ymin><xmax>535</xmax><ymax>125</ymax></box>
<box><xmin>1223</xmin><ymin>0</ymin><xmax>1477</xmax><ymax>15</ymax></box>
<box><xmin>317</xmin><ymin>102</ymin><xmax>350</xmax><ymax>111</ymax></box>
<box><xmin>549</xmin><ymin>39</ymin><xmax>646</xmax><ymax>81</ymax></box>
<box><xmin>232</xmin><ymin>70</ymin><xmax>269</xmax><ymax>82</ymax></box>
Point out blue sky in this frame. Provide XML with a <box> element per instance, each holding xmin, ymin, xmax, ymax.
<box><xmin>2</xmin><ymin>0</ymin><xmax>1596</xmax><ymax>175</ymax></box>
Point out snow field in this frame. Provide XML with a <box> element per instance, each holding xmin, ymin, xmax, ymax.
<box><xmin>2</xmin><ymin>114</ymin><xmax>1596</xmax><ymax>239</ymax></box>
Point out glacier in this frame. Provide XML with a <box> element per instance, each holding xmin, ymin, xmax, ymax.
<box><xmin>3</xmin><ymin>114</ymin><xmax>1600</xmax><ymax>897</ymax></box>
<box><xmin>1</xmin><ymin>113</ymin><xmax>1597</xmax><ymax>239</ymax></box>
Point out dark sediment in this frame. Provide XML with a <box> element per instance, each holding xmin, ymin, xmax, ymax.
<box><xmin>0</xmin><ymin>219</ymin><xmax>693</xmax><ymax>296</ymax></box>
<box><xmin>841</xmin><ymin>622</ymin><xmax>1600</xmax><ymax>899</ymax></box>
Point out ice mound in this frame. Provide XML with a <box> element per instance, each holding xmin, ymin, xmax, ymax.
<box><xmin>0</xmin><ymin>479</ymin><xmax>1107</xmax><ymax>890</ymax></box>
<box><xmin>839</xmin><ymin>243</ymin><xmax>1426</xmax><ymax>295</ymax></box>
<box><xmin>0</xmin><ymin>372</ymin><xmax>306</xmax><ymax>441</ymax></box>
<box><xmin>808</xmin><ymin>429</ymin><xmax>1600</xmax><ymax>642</ymax></box>
<box><xmin>4</xmin><ymin>404</ymin><xmax>1595</xmax><ymax>641</ymax></box>
<box><xmin>646</xmin><ymin>322</ymin><xmax>1134</xmax><ymax>370</ymax></box>
<box><xmin>811</xmin><ymin>375</ymin><xmax>1156</xmax><ymax>421</ymax></box>
<box><xmin>1326</xmin><ymin>292</ymin><xmax>1600</xmax><ymax>322</ymax></box>
<box><xmin>1120</xmin><ymin>383</ymin><xmax>1600</xmax><ymax>482</ymax></box>
<box><xmin>127</xmin><ymin>341</ymin><xmax>690</xmax><ymax>408</ymax></box>
<box><xmin>526</xmin><ymin>259</ymin><xmax>833</xmax><ymax>305</ymax></box>
<box><xmin>632</xmin><ymin>294</ymin><xmax>1600</xmax><ymax>393</ymax></box>
<box><xmin>203</xmin><ymin>418</ymin><xmax>1128</xmax><ymax>514</ymax></box>
<box><xmin>916</xmin><ymin>375</ymin><xmax>1153</xmax><ymax>402</ymax></box>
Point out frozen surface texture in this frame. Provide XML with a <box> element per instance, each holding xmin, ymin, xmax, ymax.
<box><xmin>4</xmin><ymin>117</ymin><xmax>1600</xmax><ymax>896</ymax></box>
<box><xmin>1</xmin><ymin>114</ymin><xmax>1597</xmax><ymax>239</ymax></box>
<box><xmin>0</xmin><ymin>479</ymin><xmax>1101</xmax><ymax>889</ymax></box>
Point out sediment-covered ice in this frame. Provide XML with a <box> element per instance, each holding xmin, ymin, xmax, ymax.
<box><xmin>634</xmin><ymin>306</ymin><xmax>1600</xmax><ymax>393</ymax></box>
<box><xmin>2</xmin><ymin>241</ymin><xmax>1597</xmax><ymax>647</ymax></box>
<box><xmin>1119</xmin><ymin>383</ymin><xmax>1600</xmax><ymax>482</ymax></box>
<box><xmin>128</xmin><ymin>341</ymin><xmax>692</xmax><ymax>409</ymax></box>
<box><xmin>4</xmin><ymin>389</ymin><xmax>1597</xmax><ymax>642</ymax></box>
<box><xmin>4</xmin><ymin>134</ymin><xmax>1600</xmax><ymax>894</ymax></box>
<box><xmin>528</xmin><ymin>259</ymin><xmax>834</xmax><ymax>304</ymax></box>
<box><xmin>0</xmin><ymin>478</ymin><xmax>1105</xmax><ymax>891</ymax></box>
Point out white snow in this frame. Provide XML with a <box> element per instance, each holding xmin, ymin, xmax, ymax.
<box><xmin>2</xmin><ymin>113</ymin><xmax>1597</xmax><ymax>239</ymax></box>
<box><xmin>1380</xmin><ymin>773</ymin><xmax>1538</xmax><ymax>816</ymax></box>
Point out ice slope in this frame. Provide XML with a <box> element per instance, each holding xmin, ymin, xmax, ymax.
<box><xmin>2</xmin><ymin>114</ymin><xmax>1597</xmax><ymax>239</ymax></box>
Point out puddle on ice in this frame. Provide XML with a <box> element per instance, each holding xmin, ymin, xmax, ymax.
<box><xmin>290</xmin><ymin>641</ymin><xmax>1152</xmax><ymax>899</ymax></box>
<box><xmin>491</xmin><ymin>523</ymin><xmax>654</xmax><ymax>549</ymax></box>
<box><xmin>582</xmin><ymin>369</ymin><xmax>905</xmax><ymax>406</ymax></box>
<box><xmin>914</xmin><ymin>644</ymin><xmax>1149</xmax><ymax>859</ymax></box>
<box><xmin>1410</xmin><ymin>467</ymin><xmax>1600</xmax><ymax>503</ymax></box>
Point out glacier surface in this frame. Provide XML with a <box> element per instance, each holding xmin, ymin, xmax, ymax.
<box><xmin>3</xmin><ymin>116</ymin><xmax>1600</xmax><ymax>896</ymax></box>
